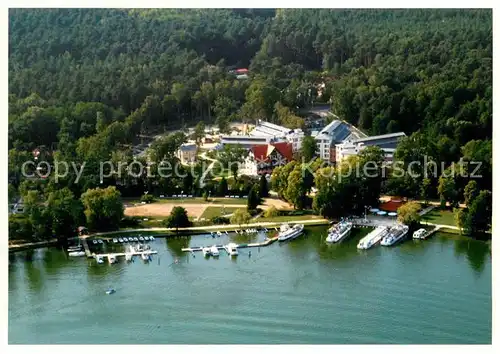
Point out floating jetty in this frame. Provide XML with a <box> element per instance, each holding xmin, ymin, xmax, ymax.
<box><xmin>92</xmin><ymin>250</ymin><xmax>158</xmax><ymax>261</ymax></box>
<box><xmin>181</xmin><ymin>235</ymin><xmax>279</xmax><ymax>253</ymax></box>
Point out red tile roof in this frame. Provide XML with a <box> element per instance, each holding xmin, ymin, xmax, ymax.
<box><xmin>251</xmin><ymin>142</ymin><xmax>293</xmax><ymax>163</ymax></box>
<box><xmin>272</xmin><ymin>142</ymin><xmax>293</xmax><ymax>161</ymax></box>
<box><xmin>251</xmin><ymin>145</ymin><xmax>270</xmax><ymax>162</ymax></box>
<box><xmin>379</xmin><ymin>199</ymin><xmax>406</xmax><ymax>212</ymax></box>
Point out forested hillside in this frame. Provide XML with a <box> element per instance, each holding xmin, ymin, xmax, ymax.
<box><xmin>8</xmin><ymin>9</ymin><xmax>492</xmax><ymax>239</ymax></box>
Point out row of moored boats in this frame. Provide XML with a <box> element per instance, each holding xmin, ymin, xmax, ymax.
<box><xmin>108</xmin><ymin>235</ymin><xmax>155</xmax><ymax>244</ymax></box>
<box><xmin>202</xmin><ymin>243</ymin><xmax>239</xmax><ymax>257</ymax></box>
<box><xmin>325</xmin><ymin>220</ymin><xmax>431</xmax><ymax>249</ymax></box>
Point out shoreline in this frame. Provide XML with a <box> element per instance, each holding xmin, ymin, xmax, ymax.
<box><xmin>8</xmin><ymin>218</ymin><xmax>330</xmax><ymax>253</ymax></box>
<box><xmin>8</xmin><ymin>219</ymin><xmax>490</xmax><ymax>253</ymax></box>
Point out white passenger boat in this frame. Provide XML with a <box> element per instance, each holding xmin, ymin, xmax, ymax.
<box><xmin>357</xmin><ymin>226</ymin><xmax>388</xmax><ymax>250</ymax></box>
<box><xmin>413</xmin><ymin>228</ymin><xmax>428</xmax><ymax>240</ymax></box>
<box><xmin>278</xmin><ymin>224</ymin><xmax>304</xmax><ymax>242</ymax></box>
<box><xmin>202</xmin><ymin>247</ymin><xmax>211</xmax><ymax>257</ymax></box>
<box><xmin>108</xmin><ymin>255</ymin><xmax>117</xmax><ymax>264</ymax></box>
<box><xmin>95</xmin><ymin>255</ymin><xmax>104</xmax><ymax>264</ymax></box>
<box><xmin>326</xmin><ymin>221</ymin><xmax>353</xmax><ymax>243</ymax></box>
<box><xmin>68</xmin><ymin>251</ymin><xmax>86</xmax><ymax>257</ymax></box>
<box><xmin>381</xmin><ymin>224</ymin><xmax>409</xmax><ymax>246</ymax></box>
<box><xmin>210</xmin><ymin>245</ymin><xmax>220</xmax><ymax>257</ymax></box>
<box><xmin>225</xmin><ymin>243</ymin><xmax>238</xmax><ymax>256</ymax></box>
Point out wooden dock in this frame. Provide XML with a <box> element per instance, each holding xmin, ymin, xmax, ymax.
<box><xmin>181</xmin><ymin>235</ymin><xmax>279</xmax><ymax>253</ymax></box>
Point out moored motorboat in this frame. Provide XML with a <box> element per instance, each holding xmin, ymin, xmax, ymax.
<box><xmin>202</xmin><ymin>247</ymin><xmax>211</xmax><ymax>257</ymax></box>
<box><xmin>225</xmin><ymin>243</ymin><xmax>238</xmax><ymax>256</ymax></box>
<box><xmin>326</xmin><ymin>221</ymin><xmax>353</xmax><ymax>243</ymax></box>
<box><xmin>139</xmin><ymin>236</ymin><xmax>144</xmax><ymax>242</ymax></box>
<box><xmin>141</xmin><ymin>253</ymin><xmax>150</xmax><ymax>262</ymax></box>
<box><xmin>149</xmin><ymin>236</ymin><xmax>155</xmax><ymax>241</ymax></box>
<box><xmin>67</xmin><ymin>245</ymin><xmax>82</xmax><ymax>252</ymax></box>
<box><xmin>68</xmin><ymin>251</ymin><xmax>86</xmax><ymax>257</ymax></box>
<box><xmin>95</xmin><ymin>255</ymin><xmax>104</xmax><ymax>264</ymax></box>
<box><xmin>133</xmin><ymin>237</ymin><xmax>139</xmax><ymax>242</ymax></box>
<box><xmin>210</xmin><ymin>245</ymin><xmax>220</xmax><ymax>257</ymax></box>
<box><xmin>118</xmin><ymin>238</ymin><xmax>124</xmax><ymax>243</ymax></box>
<box><xmin>108</xmin><ymin>255</ymin><xmax>117</xmax><ymax>264</ymax></box>
<box><xmin>278</xmin><ymin>224</ymin><xmax>304</xmax><ymax>242</ymax></box>
<box><xmin>381</xmin><ymin>224</ymin><xmax>409</xmax><ymax>246</ymax></box>
<box><xmin>413</xmin><ymin>228</ymin><xmax>428</xmax><ymax>240</ymax></box>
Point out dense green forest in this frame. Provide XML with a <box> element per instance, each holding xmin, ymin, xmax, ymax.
<box><xmin>8</xmin><ymin>9</ymin><xmax>492</xmax><ymax>240</ymax></box>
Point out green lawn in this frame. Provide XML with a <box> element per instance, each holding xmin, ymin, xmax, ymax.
<box><xmin>256</xmin><ymin>214</ymin><xmax>324</xmax><ymax>223</ymax></box>
<box><xmin>422</xmin><ymin>209</ymin><xmax>456</xmax><ymax>226</ymax></box>
<box><xmin>200</xmin><ymin>206</ymin><xmax>241</xmax><ymax>219</ymax></box>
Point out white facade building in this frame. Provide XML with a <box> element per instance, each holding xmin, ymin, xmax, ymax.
<box><xmin>314</xmin><ymin>120</ymin><xmax>354</xmax><ymax>162</ymax></box>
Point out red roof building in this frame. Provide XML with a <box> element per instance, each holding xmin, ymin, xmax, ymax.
<box><xmin>249</xmin><ymin>142</ymin><xmax>293</xmax><ymax>175</ymax></box>
<box><xmin>379</xmin><ymin>198</ymin><xmax>406</xmax><ymax>212</ymax></box>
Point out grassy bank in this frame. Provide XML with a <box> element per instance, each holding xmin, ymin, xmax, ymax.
<box><xmin>200</xmin><ymin>206</ymin><xmax>241</xmax><ymax>219</ymax></box>
<box><xmin>422</xmin><ymin>209</ymin><xmax>456</xmax><ymax>226</ymax></box>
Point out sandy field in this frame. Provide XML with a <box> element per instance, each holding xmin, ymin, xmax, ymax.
<box><xmin>124</xmin><ymin>197</ymin><xmax>292</xmax><ymax>218</ymax></box>
<box><xmin>124</xmin><ymin>203</ymin><xmax>209</xmax><ymax>218</ymax></box>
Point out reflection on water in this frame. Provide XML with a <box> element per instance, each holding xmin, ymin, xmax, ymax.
<box><xmin>452</xmin><ymin>236</ymin><xmax>490</xmax><ymax>274</ymax></box>
<box><xmin>9</xmin><ymin>227</ymin><xmax>492</xmax><ymax>344</ymax></box>
<box><xmin>165</xmin><ymin>236</ymin><xmax>191</xmax><ymax>258</ymax></box>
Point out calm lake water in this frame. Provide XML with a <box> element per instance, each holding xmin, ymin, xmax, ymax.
<box><xmin>8</xmin><ymin>226</ymin><xmax>491</xmax><ymax>344</ymax></box>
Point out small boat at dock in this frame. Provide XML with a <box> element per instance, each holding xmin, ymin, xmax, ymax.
<box><xmin>413</xmin><ymin>228</ymin><xmax>429</xmax><ymax>240</ymax></box>
<box><xmin>225</xmin><ymin>243</ymin><xmax>238</xmax><ymax>256</ymax></box>
<box><xmin>118</xmin><ymin>238</ymin><xmax>124</xmax><ymax>243</ymax></box>
<box><xmin>139</xmin><ymin>236</ymin><xmax>144</xmax><ymax>241</ymax></box>
<box><xmin>202</xmin><ymin>247</ymin><xmax>211</xmax><ymax>257</ymax></box>
<box><xmin>141</xmin><ymin>253</ymin><xmax>150</xmax><ymax>262</ymax></box>
<box><xmin>95</xmin><ymin>255</ymin><xmax>104</xmax><ymax>264</ymax></box>
<box><xmin>68</xmin><ymin>251</ymin><xmax>86</xmax><ymax>257</ymax></box>
<box><xmin>108</xmin><ymin>255</ymin><xmax>117</xmax><ymax>264</ymax></box>
<box><xmin>149</xmin><ymin>236</ymin><xmax>155</xmax><ymax>241</ymax></box>
<box><xmin>278</xmin><ymin>224</ymin><xmax>304</xmax><ymax>242</ymax></box>
<box><xmin>210</xmin><ymin>245</ymin><xmax>220</xmax><ymax>257</ymax></box>
<box><xmin>133</xmin><ymin>237</ymin><xmax>139</xmax><ymax>242</ymax></box>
